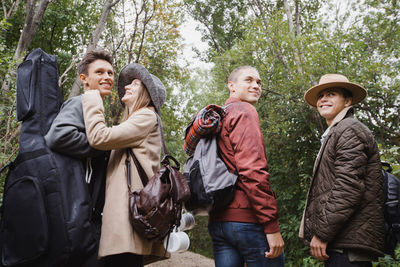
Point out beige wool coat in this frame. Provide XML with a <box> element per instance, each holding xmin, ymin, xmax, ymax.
<box><xmin>82</xmin><ymin>90</ymin><xmax>166</xmax><ymax>259</ymax></box>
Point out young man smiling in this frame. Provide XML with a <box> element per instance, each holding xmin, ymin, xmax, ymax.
<box><xmin>45</xmin><ymin>50</ymin><xmax>114</xmax><ymax>267</ymax></box>
<box><xmin>208</xmin><ymin>66</ymin><xmax>285</xmax><ymax>267</ymax></box>
<box><xmin>300</xmin><ymin>74</ymin><xmax>385</xmax><ymax>266</ymax></box>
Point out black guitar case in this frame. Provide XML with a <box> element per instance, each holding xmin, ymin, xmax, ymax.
<box><xmin>0</xmin><ymin>48</ymin><xmax>96</xmax><ymax>267</ymax></box>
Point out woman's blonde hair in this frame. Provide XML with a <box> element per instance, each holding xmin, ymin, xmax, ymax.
<box><xmin>121</xmin><ymin>81</ymin><xmax>152</xmax><ymax>121</ymax></box>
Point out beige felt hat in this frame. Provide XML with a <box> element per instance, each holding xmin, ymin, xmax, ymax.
<box><xmin>304</xmin><ymin>74</ymin><xmax>367</xmax><ymax>107</ymax></box>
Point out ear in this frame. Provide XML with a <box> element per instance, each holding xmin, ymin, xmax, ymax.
<box><xmin>80</xmin><ymin>73</ymin><xmax>87</xmax><ymax>85</ymax></box>
<box><xmin>227</xmin><ymin>81</ymin><xmax>235</xmax><ymax>93</ymax></box>
<box><xmin>344</xmin><ymin>97</ymin><xmax>352</xmax><ymax>107</ymax></box>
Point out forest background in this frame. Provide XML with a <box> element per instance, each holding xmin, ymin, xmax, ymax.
<box><xmin>0</xmin><ymin>0</ymin><xmax>399</xmax><ymax>265</ymax></box>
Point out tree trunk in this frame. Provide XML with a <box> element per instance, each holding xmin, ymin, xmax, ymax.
<box><xmin>14</xmin><ymin>0</ymin><xmax>51</xmax><ymax>59</ymax></box>
<box><xmin>282</xmin><ymin>0</ymin><xmax>303</xmax><ymax>75</ymax></box>
<box><xmin>68</xmin><ymin>0</ymin><xmax>121</xmax><ymax>98</ymax></box>
<box><xmin>1</xmin><ymin>0</ymin><xmax>51</xmax><ymax>92</ymax></box>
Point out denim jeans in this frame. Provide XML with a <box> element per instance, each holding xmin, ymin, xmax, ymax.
<box><xmin>208</xmin><ymin>222</ymin><xmax>285</xmax><ymax>267</ymax></box>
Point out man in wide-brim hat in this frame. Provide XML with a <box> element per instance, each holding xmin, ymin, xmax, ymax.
<box><xmin>299</xmin><ymin>74</ymin><xmax>385</xmax><ymax>266</ymax></box>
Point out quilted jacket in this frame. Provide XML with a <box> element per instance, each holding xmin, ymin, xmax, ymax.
<box><xmin>302</xmin><ymin>108</ymin><xmax>385</xmax><ymax>257</ymax></box>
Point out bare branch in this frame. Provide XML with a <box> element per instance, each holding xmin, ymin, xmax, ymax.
<box><xmin>69</xmin><ymin>0</ymin><xmax>122</xmax><ymax>98</ymax></box>
<box><xmin>184</xmin><ymin>1</ymin><xmax>222</xmax><ymax>55</ymax></box>
<box><xmin>58</xmin><ymin>57</ymin><xmax>78</xmax><ymax>87</ymax></box>
<box><xmin>249</xmin><ymin>0</ymin><xmax>292</xmax><ymax>73</ymax></box>
<box><xmin>358</xmin><ymin>104</ymin><xmax>400</xmax><ymax>138</ymax></box>
<box><xmin>283</xmin><ymin>0</ymin><xmax>303</xmax><ymax>75</ymax></box>
<box><xmin>135</xmin><ymin>0</ymin><xmax>154</xmax><ymax>63</ymax></box>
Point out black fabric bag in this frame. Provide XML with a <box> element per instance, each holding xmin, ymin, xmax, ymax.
<box><xmin>183</xmin><ymin>136</ymin><xmax>237</xmax><ymax>214</ymax></box>
<box><xmin>0</xmin><ymin>48</ymin><xmax>97</xmax><ymax>267</ymax></box>
<box><xmin>183</xmin><ymin>104</ymin><xmax>238</xmax><ymax>215</ymax></box>
<box><xmin>382</xmin><ymin>162</ymin><xmax>400</xmax><ymax>256</ymax></box>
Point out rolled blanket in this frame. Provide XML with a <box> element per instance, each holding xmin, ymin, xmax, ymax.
<box><xmin>184</xmin><ymin>104</ymin><xmax>225</xmax><ymax>156</ymax></box>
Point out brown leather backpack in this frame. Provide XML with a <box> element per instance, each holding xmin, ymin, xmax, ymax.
<box><xmin>125</xmin><ymin>115</ymin><xmax>190</xmax><ymax>241</ymax></box>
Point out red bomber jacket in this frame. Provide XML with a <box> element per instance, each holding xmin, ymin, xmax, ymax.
<box><xmin>209</xmin><ymin>97</ymin><xmax>280</xmax><ymax>234</ymax></box>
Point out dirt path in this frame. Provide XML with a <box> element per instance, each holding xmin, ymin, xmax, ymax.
<box><xmin>147</xmin><ymin>251</ymin><xmax>214</xmax><ymax>267</ymax></box>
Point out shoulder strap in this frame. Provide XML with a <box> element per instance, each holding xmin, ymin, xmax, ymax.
<box><xmin>126</xmin><ymin>149</ymin><xmax>149</xmax><ymax>191</ymax></box>
<box><xmin>126</xmin><ymin>112</ymin><xmax>166</xmax><ymax>190</ymax></box>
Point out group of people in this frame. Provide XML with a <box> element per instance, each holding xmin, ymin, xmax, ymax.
<box><xmin>45</xmin><ymin>49</ymin><xmax>384</xmax><ymax>267</ymax></box>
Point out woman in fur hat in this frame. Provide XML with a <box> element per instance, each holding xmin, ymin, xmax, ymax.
<box><xmin>82</xmin><ymin>63</ymin><xmax>167</xmax><ymax>267</ymax></box>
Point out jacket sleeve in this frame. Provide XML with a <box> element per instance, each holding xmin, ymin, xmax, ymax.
<box><xmin>82</xmin><ymin>90</ymin><xmax>157</xmax><ymax>150</ymax></box>
<box><xmin>44</xmin><ymin>96</ymin><xmax>104</xmax><ymax>159</ymax></box>
<box><xmin>228</xmin><ymin>104</ymin><xmax>280</xmax><ymax>234</ymax></box>
<box><xmin>314</xmin><ymin>126</ymin><xmax>367</xmax><ymax>242</ymax></box>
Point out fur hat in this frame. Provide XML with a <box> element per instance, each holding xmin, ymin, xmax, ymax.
<box><xmin>304</xmin><ymin>74</ymin><xmax>367</xmax><ymax>107</ymax></box>
<box><xmin>118</xmin><ymin>63</ymin><xmax>166</xmax><ymax>114</ymax></box>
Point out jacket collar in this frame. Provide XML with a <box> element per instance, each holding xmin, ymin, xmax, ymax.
<box><xmin>329</xmin><ymin>106</ymin><xmax>353</xmax><ymax>128</ymax></box>
<box><xmin>225</xmin><ymin>97</ymin><xmax>243</xmax><ymax>105</ymax></box>
<box><xmin>312</xmin><ymin>106</ymin><xmax>354</xmax><ymax>175</ymax></box>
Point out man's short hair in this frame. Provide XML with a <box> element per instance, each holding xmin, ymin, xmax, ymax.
<box><xmin>228</xmin><ymin>66</ymin><xmax>258</xmax><ymax>83</ymax></box>
<box><xmin>77</xmin><ymin>49</ymin><xmax>113</xmax><ymax>75</ymax></box>
<box><xmin>340</xmin><ymin>88</ymin><xmax>353</xmax><ymax>99</ymax></box>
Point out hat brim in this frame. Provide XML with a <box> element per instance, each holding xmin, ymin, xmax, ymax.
<box><xmin>304</xmin><ymin>81</ymin><xmax>367</xmax><ymax>107</ymax></box>
<box><xmin>117</xmin><ymin>63</ymin><xmax>161</xmax><ymax>113</ymax></box>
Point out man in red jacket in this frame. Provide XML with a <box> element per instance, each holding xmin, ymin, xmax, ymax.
<box><xmin>208</xmin><ymin>66</ymin><xmax>285</xmax><ymax>267</ymax></box>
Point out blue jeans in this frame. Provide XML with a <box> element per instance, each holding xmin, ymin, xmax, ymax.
<box><xmin>208</xmin><ymin>222</ymin><xmax>284</xmax><ymax>267</ymax></box>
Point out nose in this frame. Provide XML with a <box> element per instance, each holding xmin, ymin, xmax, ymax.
<box><xmin>318</xmin><ymin>94</ymin><xmax>328</xmax><ymax>104</ymax></box>
<box><xmin>251</xmin><ymin>80</ymin><xmax>261</xmax><ymax>91</ymax></box>
<box><xmin>103</xmin><ymin>72</ymin><xmax>113</xmax><ymax>80</ymax></box>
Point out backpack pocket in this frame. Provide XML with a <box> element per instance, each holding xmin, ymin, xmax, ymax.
<box><xmin>2</xmin><ymin>175</ymin><xmax>48</xmax><ymax>266</ymax></box>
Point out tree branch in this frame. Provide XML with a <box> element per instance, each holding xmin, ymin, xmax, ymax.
<box><xmin>358</xmin><ymin>103</ymin><xmax>400</xmax><ymax>138</ymax></box>
<box><xmin>58</xmin><ymin>56</ymin><xmax>78</xmax><ymax>87</ymax></box>
<box><xmin>283</xmin><ymin>0</ymin><xmax>303</xmax><ymax>75</ymax></box>
<box><xmin>69</xmin><ymin>0</ymin><xmax>121</xmax><ymax>98</ymax></box>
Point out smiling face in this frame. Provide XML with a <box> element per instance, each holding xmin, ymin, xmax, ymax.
<box><xmin>228</xmin><ymin>68</ymin><xmax>262</xmax><ymax>105</ymax></box>
<box><xmin>121</xmin><ymin>78</ymin><xmax>146</xmax><ymax>109</ymax></box>
<box><xmin>316</xmin><ymin>88</ymin><xmax>352</xmax><ymax>126</ymax></box>
<box><xmin>80</xmin><ymin>59</ymin><xmax>114</xmax><ymax>98</ymax></box>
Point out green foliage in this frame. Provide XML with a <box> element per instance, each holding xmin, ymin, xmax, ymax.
<box><xmin>187</xmin><ymin>216</ymin><xmax>213</xmax><ymax>258</ymax></box>
<box><xmin>185</xmin><ymin>0</ymin><xmax>400</xmax><ymax>264</ymax></box>
<box><xmin>1</xmin><ymin>0</ymin><xmax>399</xmax><ymax>264</ymax></box>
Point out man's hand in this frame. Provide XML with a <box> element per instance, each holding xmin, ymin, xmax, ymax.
<box><xmin>264</xmin><ymin>232</ymin><xmax>284</xmax><ymax>258</ymax></box>
<box><xmin>310</xmin><ymin>235</ymin><xmax>329</xmax><ymax>261</ymax></box>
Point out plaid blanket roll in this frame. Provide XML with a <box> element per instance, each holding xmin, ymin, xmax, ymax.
<box><xmin>184</xmin><ymin>104</ymin><xmax>225</xmax><ymax>156</ymax></box>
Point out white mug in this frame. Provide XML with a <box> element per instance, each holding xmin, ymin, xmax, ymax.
<box><xmin>164</xmin><ymin>231</ymin><xmax>190</xmax><ymax>253</ymax></box>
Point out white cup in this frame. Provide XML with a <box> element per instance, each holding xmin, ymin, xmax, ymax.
<box><xmin>179</xmin><ymin>212</ymin><xmax>195</xmax><ymax>231</ymax></box>
<box><xmin>164</xmin><ymin>231</ymin><xmax>190</xmax><ymax>253</ymax></box>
